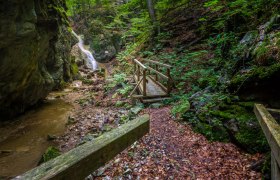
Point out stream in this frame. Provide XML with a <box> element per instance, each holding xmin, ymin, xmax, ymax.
<box><xmin>0</xmin><ymin>32</ymin><xmax>98</xmax><ymax>179</ymax></box>
<box><xmin>0</xmin><ymin>99</ymin><xmax>72</xmax><ymax>178</ymax></box>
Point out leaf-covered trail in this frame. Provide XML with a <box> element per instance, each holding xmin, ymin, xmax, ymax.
<box><xmin>95</xmin><ymin>107</ymin><xmax>262</xmax><ymax>179</ymax></box>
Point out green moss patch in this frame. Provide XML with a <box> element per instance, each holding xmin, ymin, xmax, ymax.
<box><xmin>40</xmin><ymin>146</ymin><xmax>61</xmax><ymax>164</ymax></box>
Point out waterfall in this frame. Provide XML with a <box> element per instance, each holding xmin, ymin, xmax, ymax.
<box><xmin>72</xmin><ymin>30</ymin><xmax>98</xmax><ymax>70</ymax></box>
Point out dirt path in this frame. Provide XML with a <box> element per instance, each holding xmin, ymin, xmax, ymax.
<box><xmin>93</xmin><ymin>107</ymin><xmax>262</xmax><ymax>179</ymax></box>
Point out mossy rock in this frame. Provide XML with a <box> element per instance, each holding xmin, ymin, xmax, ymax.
<box><xmin>230</xmin><ymin>63</ymin><xmax>280</xmax><ymax>91</ymax></box>
<box><xmin>187</xmin><ymin>99</ymin><xmax>269</xmax><ymax>153</ymax></box>
<box><xmin>39</xmin><ymin>147</ymin><xmax>61</xmax><ymax>164</ymax></box>
<box><xmin>235</xmin><ymin>123</ymin><xmax>269</xmax><ymax>153</ymax></box>
<box><xmin>0</xmin><ymin>0</ymin><xmax>74</xmax><ymax>120</ymax></box>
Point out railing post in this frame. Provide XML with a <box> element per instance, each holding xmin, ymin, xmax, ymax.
<box><xmin>134</xmin><ymin>61</ymin><xmax>136</xmax><ymax>74</ymax></box>
<box><xmin>155</xmin><ymin>65</ymin><xmax>158</xmax><ymax>81</ymax></box>
<box><xmin>143</xmin><ymin>69</ymin><xmax>147</xmax><ymax>97</ymax></box>
<box><xmin>167</xmin><ymin>68</ymin><xmax>171</xmax><ymax>95</ymax></box>
<box><xmin>137</xmin><ymin>65</ymin><xmax>140</xmax><ymax>82</ymax></box>
<box><xmin>272</xmin><ymin>152</ymin><xmax>280</xmax><ymax>179</ymax></box>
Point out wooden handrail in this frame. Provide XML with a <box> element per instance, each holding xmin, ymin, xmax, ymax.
<box><xmin>142</xmin><ymin>59</ymin><xmax>172</xmax><ymax>68</ymax></box>
<box><xmin>146</xmin><ymin>66</ymin><xmax>169</xmax><ymax>80</ymax></box>
<box><xmin>16</xmin><ymin>115</ymin><xmax>150</xmax><ymax>180</ymax></box>
<box><xmin>133</xmin><ymin>59</ymin><xmax>147</xmax><ymax>69</ymax></box>
<box><xmin>131</xmin><ymin>58</ymin><xmax>173</xmax><ymax>99</ymax></box>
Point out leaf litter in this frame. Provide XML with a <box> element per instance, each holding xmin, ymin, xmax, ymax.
<box><xmin>92</xmin><ymin>107</ymin><xmax>262</xmax><ymax>179</ymax></box>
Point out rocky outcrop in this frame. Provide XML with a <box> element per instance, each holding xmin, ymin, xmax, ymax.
<box><xmin>229</xmin><ymin>15</ymin><xmax>280</xmax><ymax>103</ymax></box>
<box><xmin>0</xmin><ymin>0</ymin><xmax>75</xmax><ymax>120</ymax></box>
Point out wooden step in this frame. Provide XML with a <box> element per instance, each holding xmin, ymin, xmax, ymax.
<box><xmin>142</xmin><ymin>97</ymin><xmax>171</xmax><ymax>103</ymax></box>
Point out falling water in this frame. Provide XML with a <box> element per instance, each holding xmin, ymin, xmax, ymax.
<box><xmin>72</xmin><ymin>31</ymin><xmax>98</xmax><ymax>70</ymax></box>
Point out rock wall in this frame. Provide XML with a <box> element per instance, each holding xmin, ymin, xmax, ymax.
<box><xmin>229</xmin><ymin>15</ymin><xmax>280</xmax><ymax>104</ymax></box>
<box><xmin>0</xmin><ymin>0</ymin><xmax>75</xmax><ymax>120</ymax></box>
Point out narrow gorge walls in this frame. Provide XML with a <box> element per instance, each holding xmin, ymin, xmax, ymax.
<box><xmin>0</xmin><ymin>0</ymin><xmax>75</xmax><ymax>120</ymax></box>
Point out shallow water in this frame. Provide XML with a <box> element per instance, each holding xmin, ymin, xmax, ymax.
<box><xmin>0</xmin><ymin>99</ymin><xmax>72</xmax><ymax>178</ymax></box>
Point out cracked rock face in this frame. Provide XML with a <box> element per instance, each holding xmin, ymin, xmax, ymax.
<box><xmin>0</xmin><ymin>0</ymin><xmax>73</xmax><ymax>120</ymax></box>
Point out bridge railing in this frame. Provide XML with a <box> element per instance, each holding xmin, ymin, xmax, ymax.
<box><xmin>130</xmin><ymin>59</ymin><xmax>148</xmax><ymax>98</ymax></box>
<box><xmin>15</xmin><ymin>115</ymin><xmax>149</xmax><ymax>180</ymax></box>
<box><xmin>130</xmin><ymin>59</ymin><xmax>172</xmax><ymax>99</ymax></box>
<box><xmin>254</xmin><ymin>104</ymin><xmax>280</xmax><ymax>179</ymax></box>
<box><xmin>142</xmin><ymin>59</ymin><xmax>172</xmax><ymax>94</ymax></box>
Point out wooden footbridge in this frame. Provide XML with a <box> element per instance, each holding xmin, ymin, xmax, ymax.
<box><xmin>129</xmin><ymin>59</ymin><xmax>173</xmax><ymax>103</ymax></box>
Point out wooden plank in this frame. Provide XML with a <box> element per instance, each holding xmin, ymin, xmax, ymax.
<box><xmin>148</xmin><ymin>75</ymin><xmax>168</xmax><ymax>93</ymax></box>
<box><xmin>146</xmin><ymin>66</ymin><xmax>169</xmax><ymax>80</ymax></box>
<box><xmin>254</xmin><ymin>104</ymin><xmax>280</xmax><ymax>167</ymax></box>
<box><xmin>15</xmin><ymin>115</ymin><xmax>150</xmax><ymax>180</ymax></box>
<box><xmin>133</xmin><ymin>59</ymin><xmax>147</xmax><ymax>69</ymax></box>
<box><xmin>131</xmin><ymin>95</ymin><xmax>144</xmax><ymax>99</ymax></box>
<box><xmin>268</xmin><ymin>108</ymin><xmax>280</xmax><ymax>114</ymax></box>
<box><xmin>135</xmin><ymin>75</ymin><xmax>166</xmax><ymax>97</ymax></box>
<box><xmin>142</xmin><ymin>59</ymin><xmax>172</xmax><ymax>68</ymax></box>
<box><xmin>142</xmin><ymin>97</ymin><xmax>171</xmax><ymax>103</ymax></box>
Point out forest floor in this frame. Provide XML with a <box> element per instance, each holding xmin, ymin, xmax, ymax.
<box><xmin>51</xmin><ymin>65</ymin><xmax>263</xmax><ymax>179</ymax></box>
<box><xmin>92</xmin><ymin>107</ymin><xmax>263</xmax><ymax>179</ymax></box>
<box><xmin>52</xmin><ymin>66</ymin><xmax>131</xmax><ymax>152</ymax></box>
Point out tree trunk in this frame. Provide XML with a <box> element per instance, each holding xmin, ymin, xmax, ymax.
<box><xmin>146</xmin><ymin>0</ymin><xmax>160</xmax><ymax>35</ymax></box>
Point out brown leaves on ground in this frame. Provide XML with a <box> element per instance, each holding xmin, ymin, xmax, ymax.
<box><xmin>94</xmin><ymin>107</ymin><xmax>262</xmax><ymax>179</ymax></box>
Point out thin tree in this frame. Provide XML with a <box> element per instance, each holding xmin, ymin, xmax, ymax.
<box><xmin>146</xmin><ymin>0</ymin><xmax>160</xmax><ymax>35</ymax></box>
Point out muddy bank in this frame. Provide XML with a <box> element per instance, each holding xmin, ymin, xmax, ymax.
<box><xmin>0</xmin><ymin>99</ymin><xmax>72</xmax><ymax>178</ymax></box>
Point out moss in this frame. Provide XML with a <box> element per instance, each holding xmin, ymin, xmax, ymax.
<box><xmin>210</xmin><ymin>110</ymin><xmax>235</xmax><ymax>119</ymax></box>
<box><xmin>82</xmin><ymin>78</ymin><xmax>94</xmax><ymax>85</ymax></box>
<box><xmin>231</xmin><ymin>63</ymin><xmax>280</xmax><ymax>88</ymax></box>
<box><xmin>40</xmin><ymin>147</ymin><xmax>61</xmax><ymax>163</ymax></box>
<box><xmin>71</xmin><ymin>63</ymin><xmax>79</xmax><ymax>75</ymax></box>
<box><xmin>194</xmin><ymin>120</ymin><xmax>229</xmax><ymax>142</ymax></box>
<box><xmin>262</xmin><ymin>152</ymin><xmax>271</xmax><ymax>177</ymax></box>
<box><xmin>237</xmin><ymin>102</ymin><xmax>255</xmax><ymax>109</ymax></box>
<box><xmin>191</xmin><ymin>99</ymin><xmax>269</xmax><ymax>153</ymax></box>
<box><xmin>255</xmin><ymin>42</ymin><xmax>269</xmax><ymax>64</ymax></box>
<box><xmin>55</xmin><ymin>80</ymin><xmax>68</xmax><ymax>90</ymax></box>
<box><xmin>235</xmin><ymin>123</ymin><xmax>269</xmax><ymax>153</ymax></box>
<box><xmin>277</xmin><ymin>38</ymin><xmax>280</xmax><ymax>47</ymax></box>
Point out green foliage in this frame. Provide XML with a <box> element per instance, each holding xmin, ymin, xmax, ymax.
<box><xmin>203</xmin><ymin>0</ymin><xmax>280</xmax><ymax>31</ymax></box>
<box><xmin>41</xmin><ymin>147</ymin><xmax>61</xmax><ymax>163</ymax></box>
<box><xmin>82</xmin><ymin>78</ymin><xmax>93</xmax><ymax>85</ymax></box>
<box><xmin>255</xmin><ymin>42</ymin><xmax>269</xmax><ymax>63</ymax></box>
<box><xmin>106</xmin><ymin>73</ymin><xmax>126</xmax><ymax>90</ymax></box>
<box><xmin>172</xmin><ymin>97</ymin><xmax>190</xmax><ymax>118</ymax></box>
<box><xmin>71</xmin><ymin>63</ymin><xmax>79</xmax><ymax>75</ymax></box>
<box><xmin>208</xmin><ymin>32</ymin><xmax>238</xmax><ymax>58</ymax></box>
<box><xmin>116</xmin><ymin>84</ymin><xmax>133</xmax><ymax>96</ymax></box>
<box><xmin>106</xmin><ymin>73</ymin><xmax>133</xmax><ymax>97</ymax></box>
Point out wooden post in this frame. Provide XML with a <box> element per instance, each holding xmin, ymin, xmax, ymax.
<box><xmin>272</xmin><ymin>153</ymin><xmax>280</xmax><ymax>179</ymax></box>
<box><xmin>143</xmin><ymin>69</ymin><xmax>147</xmax><ymax>97</ymax></box>
<box><xmin>167</xmin><ymin>68</ymin><xmax>171</xmax><ymax>95</ymax></box>
<box><xmin>134</xmin><ymin>61</ymin><xmax>136</xmax><ymax>74</ymax></box>
<box><xmin>137</xmin><ymin>65</ymin><xmax>140</xmax><ymax>82</ymax></box>
<box><xmin>254</xmin><ymin>104</ymin><xmax>280</xmax><ymax>180</ymax></box>
<box><xmin>155</xmin><ymin>65</ymin><xmax>158</xmax><ymax>81</ymax></box>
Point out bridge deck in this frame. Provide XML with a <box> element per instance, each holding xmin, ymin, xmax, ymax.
<box><xmin>134</xmin><ymin>75</ymin><xmax>167</xmax><ymax>97</ymax></box>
